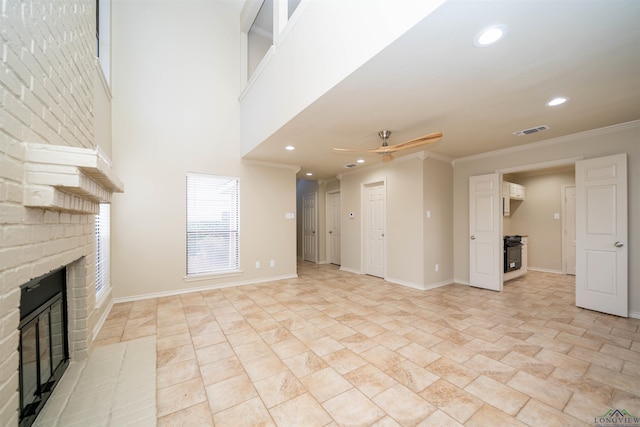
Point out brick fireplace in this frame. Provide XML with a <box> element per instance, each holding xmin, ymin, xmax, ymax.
<box><xmin>0</xmin><ymin>1</ymin><xmax>123</xmax><ymax>425</ymax></box>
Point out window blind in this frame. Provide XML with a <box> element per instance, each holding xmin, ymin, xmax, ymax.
<box><xmin>95</xmin><ymin>203</ymin><xmax>110</xmax><ymax>296</ymax></box>
<box><xmin>186</xmin><ymin>173</ymin><xmax>240</xmax><ymax>275</ymax></box>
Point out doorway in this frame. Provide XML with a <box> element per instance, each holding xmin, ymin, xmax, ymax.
<box><xmin>469</xmin><ymin>155</ymin><xmax>628</xmax><ymax>317</ymax></box>
<box><xmin>363</xmin><ymin>181</ymin><xmax>385</xmax><ymax>278</ymax></box>
<box><xmin>326</xmin><ymin>191</ymin><xmax>341</xmax><ymax>265</ymax></box>
<box><xmin>302</xmin><ymin>192</ymin><xmax>317</xmax><ymax>263</ymax></box>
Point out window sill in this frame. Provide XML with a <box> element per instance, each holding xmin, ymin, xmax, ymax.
<box><xmin>183</xmin><ymin>270</ymin><xmax>243</xmax><ymax>283</ymax></box>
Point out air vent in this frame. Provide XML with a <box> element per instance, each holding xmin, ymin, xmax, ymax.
<box><xmin>513</xmin><ymin>125</ymin><xmax>550</xmax><ymax>136</ymax></box>
<box><xmin>344</xmin><ymin>163</ymin><xmax>357</xmax><ymax>168</ymax></box>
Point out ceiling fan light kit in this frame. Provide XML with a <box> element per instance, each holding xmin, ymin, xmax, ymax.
<box><xmin>332</xmin><ymin>129</ymin><xmax>443</xmax><ymax>163</ymax></box>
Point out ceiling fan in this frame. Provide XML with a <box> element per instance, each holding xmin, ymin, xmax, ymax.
<box><xmin>333</xmin><ymin>130</ymin><xmax>443</xmax><ymax>162</ymax></box>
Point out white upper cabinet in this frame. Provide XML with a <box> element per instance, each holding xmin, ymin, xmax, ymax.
<box><xmin>503</xmin><ymin>181</ymin><xmax>525</xmax><ymax>201</ymax></box>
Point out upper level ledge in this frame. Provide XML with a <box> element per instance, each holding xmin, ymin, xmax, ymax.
<box><xmin>23</xmin><ymin>142</ymin><xmax>124</xmax><ymax>214</ymax></box>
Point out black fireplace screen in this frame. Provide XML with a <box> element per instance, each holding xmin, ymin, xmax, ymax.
<box><xmin>19</xmin><ymin>267</ymin><xmax>69</xmax><ymax>427</ymax></box>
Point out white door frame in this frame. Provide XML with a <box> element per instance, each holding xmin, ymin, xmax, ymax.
<box><xmin>326</xmin><ymin>190</ymin><xmax>341</xmax><ymax>265</ymax></box>
<box><xmin>303</xmin><ymin>192</ymin><xmax>318</xmax><ymax>263</ymax></box>
<box><xmin>361</xmin><ymin>179</ymin><xmax>386</xmax><ymax>278</ymax></box>
<box><xmin>472</xmin><ymin>157</ymin><xmax>581</xmax><ymax>289</ymax></box>
<box><xmin>561</xmin><ymin>184</ymin><xmax>577</xmax><ymax>275</ymax></box>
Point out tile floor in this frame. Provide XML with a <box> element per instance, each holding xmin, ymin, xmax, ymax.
<box><xmin>93</xmin><ymin>262</ymin><xmax>640</xmax><ymax>426</ymax></box>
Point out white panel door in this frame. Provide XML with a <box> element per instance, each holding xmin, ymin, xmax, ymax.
<box><xmin>303</xmin><ymin>193</ymin><xmax>317</xmax><ymax>263</ymax></box>
<box><xmin>576</xmin><ymin>154</ymin><xmax>628</xmax><ymax>317</ymax></box>
<box><xmin>365</xmin><ymin>183</ymin><xmax>385</xmax><ymax>278</ymax></box>
<box><xmin>563</xmin><ymin>186</ymin><xmax>577</xmax><ymax>275</ymax></box>
<box><xmin>469</xmin><ymin>173</ymin><xmax>502</xmax><ymax>291</ymax></box>
<box><xmin>327</xmin><ymin>192</ymin><xmax>341</xmax><ymax>265</ymax></box>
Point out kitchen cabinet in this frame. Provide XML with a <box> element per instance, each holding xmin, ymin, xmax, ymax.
<box><xmin>503</xmin><ymin>181</ymin><xmax>526</xmax><ymax>200</ymax></box>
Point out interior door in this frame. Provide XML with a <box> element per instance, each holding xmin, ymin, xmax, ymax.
<box><xmin>327</xmin><ymin>192</ymin><xmax>341</xmax><ymax>265</ymax></box>
<box><xmin>365</xmin><ymin>183</ymin><xmax>385</xmax><ymax>278</ymax></box>
<box><xmin>469</xmin><ymin>173</ymin><xmax>502</xmax><ymax>291</ymax></box>
<box><xmin>563</xmin><ymin>185</ymin><xmax>577</xmax><ymax>275</ymax></box>
<box><xmin>576</xmin><ymin>154</ymin><xmax>628</xmax><ymax>317</ymax></box>
<box><xmin>303</xmin><ymin>192</ymin><xmax>317</xmax><ymax>263</ymax></box>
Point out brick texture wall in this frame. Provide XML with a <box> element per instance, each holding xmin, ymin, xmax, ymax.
<box><xmin>0</xmin><ymin>1</ymin><xmax>99</xmax><ymax>425</ymax></box>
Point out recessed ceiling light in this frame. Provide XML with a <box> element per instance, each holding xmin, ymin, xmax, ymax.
<box><xmin>547</xmin><ymin>97</ymin><xmax>568</xmax><ymax>107</ymax></box>
<box><xmin>306</xmin><ymin>172</ymin><xmax>313</xmax><ymax>176</ymax></box>
<box><xmin>356</xmin><ymin>159</ymin><xmax>365</xmax><ymax>163</ymax></box>
<box><xmin>285</xmin><ymin>145</ymin><xmax>295</xmax><ymax>151</ymax></box>
<box><xmin>474</xmin><ymin>24</ymin><xmax>508</xmax><ymax>47</ymax></box>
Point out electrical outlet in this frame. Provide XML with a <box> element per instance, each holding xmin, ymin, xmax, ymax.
<box><xmin>435</xmin><ymin>264</ymin><xmax>439</xmax><ymax>272</ymax></box>
<box><xmin>255</xmin><ymin>261</ymin><xmax>260</xmax><ymax>268</ymax></box>
<box><xmin>270</xmin><ymin>260</ymin><xmax>275</xmax><ymax>267</ymax></box>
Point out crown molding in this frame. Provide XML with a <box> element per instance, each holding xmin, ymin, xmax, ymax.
<box><xmin>242</xmin><ymin>158</ymin><xmax>301</xmax><ymax>173</ymax></box>
<box><xmin>453</xmin><ymin>120</ymin><xmax>640</xmax><ymax>166</ymax></box>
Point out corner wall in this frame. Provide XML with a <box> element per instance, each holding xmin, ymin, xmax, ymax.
<box><xmin>110</xmin><ymin>1</ymin><xmax>297</xmax><ymax>300</ymax></box>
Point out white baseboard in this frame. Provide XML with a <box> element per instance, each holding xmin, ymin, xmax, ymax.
<box><xmin>112</xmin><ymin>274</ymin><xmax>298</xmax><ymax>304</ymax></box>
<box><xmin>93</xmin><ymin>298</ymin><xmax>114</xmax><ymax>341</ymax></box>
<box><xmin>339</xmin><ymin>266</ymin><xmax>361</xmax><ymax>275</ymax></box>
<box><xmin>629</xmin><ymin>311</ymin><xmax>640</xmax><ymax>320</ymax></box>
<box><xmin>386</xmin><ymin>277</ymin><xmax>454</xmax><ymax>291</ymax></box>
<box><xmin>527</xmin><ymin>267</ymin><xmax>564</xmax><ymax>274</ymax></box>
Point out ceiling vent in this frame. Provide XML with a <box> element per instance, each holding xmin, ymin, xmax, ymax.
<box><xmin>513</xmin><ymin>125</ymin><xmax>550</xmax><ymax>136</ymax></box>
<box><xmin>344</xmin><ymin>163</ymin><xmax>357</xmax><ymax>168</ymax></box>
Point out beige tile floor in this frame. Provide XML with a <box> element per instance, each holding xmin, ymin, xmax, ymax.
<box><xmin>94</xmin><ymin>262</ymin><xmax>640</xmax><ymax>426</ymax></box>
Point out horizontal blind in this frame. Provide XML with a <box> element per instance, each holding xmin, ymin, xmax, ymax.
<box><xmin>186</xmin><ymin>173</ymin><xmax>240</xmax><ymax>275</ymax></box>
<box><xmin>95</xmin><ymin>203</ymin><xmax>110</xmax><ymax>296</ymax></box>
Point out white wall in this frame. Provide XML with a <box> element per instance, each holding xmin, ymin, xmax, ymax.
<box><xmin>239</xmin><ymin>0</ymin><xmax>446</xmax><ymax>155</ymax></box>
<box><xmin>453</xmin><ymin>122</ymin><xmax>640</xmax><ymax>315</ymax></box>
<box><xmin>339</xmin><ymin>154</ymin><xmax>454</xmax><ymax>289</ymax></box>
<box><xmin>505</xmin><ymin>169</ymin><xmax>575</xmax><ymax>273</ymax></box>
<box><xmin>111</xmin><ymin>1</ymin><xmax>297</xmax><ymax>300</ymax></box>
<box><xmin>423</xmin><ymin>157</ymin><xmax>453</xmax><ymax>286</ymax></box>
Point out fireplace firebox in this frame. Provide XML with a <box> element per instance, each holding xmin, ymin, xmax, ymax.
<box><xmin>19</xmin><ymin>266</ymin><xmax>69</xmax><ymax>427</ymax></box>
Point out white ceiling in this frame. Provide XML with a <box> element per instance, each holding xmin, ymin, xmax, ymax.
<box><xmin>243</xmin><ymin>0</ymin><xmax>640</xmax><ymax>180</ymax></box>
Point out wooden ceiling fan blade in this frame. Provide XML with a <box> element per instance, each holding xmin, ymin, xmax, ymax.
<box><xmin>388</xmin><ymin>132</ymin><xmax>443</xmax><ymax>151</ymax></box>
<box><xmin>332</xmin><ymin>147</ymin><xmax>381</xmax><ymax>153</ymax></box>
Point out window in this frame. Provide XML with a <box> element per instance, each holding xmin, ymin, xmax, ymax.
<box><xmin>95</xmin><ymin>203</ymin><xmax>110</xmax><ymax>298</ymax></box>
<box><xmin>247</xmin><ymin>0</ymin><xmax>273</xmax><ymax>79</ymax></box>
<box><xmin>96</xmin><ymin>0</ymin><xmax>111</xmax><ymax>84</ymax></box>
<box><xmin>186</xmin><ymin>173</ymin><xmax>240</xmax><ymax>276</ymax></box>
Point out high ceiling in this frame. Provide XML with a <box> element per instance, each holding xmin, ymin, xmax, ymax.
<box><xmin>243</xmin><ymin>0</ymin><xmax>640</xmax><ymax>180</ymax></box>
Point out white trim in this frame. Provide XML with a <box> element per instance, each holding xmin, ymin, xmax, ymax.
<box><xmin>184</xmin><ymin>270</ymin><xmax>243</xmax><ymax>282</ymax></box>
<box><xmin>115</xmin><ymin>273</ymin><xmax>298</xmax><ymax>304</ymax></box>
<box><xmin>339</xmin><ymin>266</ymin><xmax>361</xmax><ymax>275</ymax></box>
<box><xmin>498</xmin><ymin>157</ymin><xmax>582</xmax><ymax>175</ymax></box>
<box><xmin>454</xmin><ymin>120</ymin><xmax>640</xmax><ymax>165</ymax></box>
<box><xmin>386</xmin><ymin>276</ymin><xmax>454</xmax><ymax>291</ymax></box>
<box><xmin>93</xmin><ymin>297</ymin><xmax>113</xmax><ymax>340</ymax></box>
<box><xmin>527</xmin><ymin>267</ymin><xmax>564</xmax><ymax>274</ymax></box>
<box><xmin>240</xmin><ymin>45</ymin><xmax>276</xmax><ymax>100</ymax></box>
<box><xmin>242</xmin><ymin>158</ymin><xmax>301</xmax><ymax>172</ymax></box>
<box><xmin>629</xmin><ymin>311</ymin><xmax>640</xmax><ymax>320</ymax></box>
<box><xmin>94</xmin><ymin>58</ymin><xmax>112</xmax><ymax>100</ymax></box>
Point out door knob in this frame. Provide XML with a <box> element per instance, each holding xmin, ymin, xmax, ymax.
<box><xmin>614</xmin><ymin>241</ymin><xmax>624</xmax><ymax>248</ymax></box>
<box><xmin>329</xmin><ymin>231</ymin><xmax>332</xmax><ymax>234</ymax></box>
<box><xmin>382</xmin><ymin>233</ymin><xmax>385</xmax><ymax>237</ymax></box>
<box><xmin>470</xmin><ymin>235</ymin><xmax>476</xmax><ymax>240</ymax></box>
<box><xmin>312</xmin><ymin>230</ymin><xmax>315</xmax><ymax>234</ymax></box>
